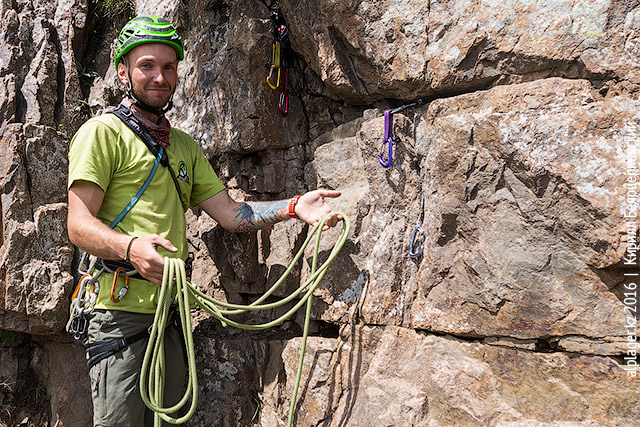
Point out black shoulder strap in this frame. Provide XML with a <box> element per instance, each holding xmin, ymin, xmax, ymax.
<box><xmin>108</xmin><ymin>105</ymin><xmax>186</xmax><ymax>209</ymax></box>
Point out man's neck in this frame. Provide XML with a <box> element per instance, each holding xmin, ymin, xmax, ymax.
<box><xmin>133</xmin><ymin>105</ymin><xmax>161</xmax><ymax>124</ymax></box>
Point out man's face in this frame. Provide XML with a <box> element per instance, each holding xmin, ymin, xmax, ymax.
<box><xmin>117</xmin><ymin>43</ymin><xmax>178</xmax><ymax>109</ymax></box>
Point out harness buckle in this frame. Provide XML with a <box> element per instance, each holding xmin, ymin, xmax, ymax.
<box><xmin>68</xmin><ymin>311</ymin><xmax>89</xmax><ymax>343</ymax></box>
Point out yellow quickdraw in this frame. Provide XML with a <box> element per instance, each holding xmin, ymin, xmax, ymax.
<box><xmin>266</xmin><ymin>40</ymin><xmax>281</xmax><ymax>89</ymax></box>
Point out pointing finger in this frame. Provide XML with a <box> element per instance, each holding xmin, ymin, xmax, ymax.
<box><xmin>317</xmin><ymin>190</ymin><xmax>341</xmax><ymax>199</ymax></box>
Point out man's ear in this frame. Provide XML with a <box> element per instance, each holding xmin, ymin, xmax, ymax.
<box><xmin>117</xmin><ymin>61</ymin><xmax>129</xmax><ymax>85</ymax></box>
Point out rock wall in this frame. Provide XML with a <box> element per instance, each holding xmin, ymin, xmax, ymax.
<box><xmin>0</xmin><ymin>0</ymin><xmax>639</xmax><ymax>426</ymax></box>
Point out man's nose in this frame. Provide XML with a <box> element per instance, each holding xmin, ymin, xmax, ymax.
<box><xmin>153</xmin><ymin>68</ymin><xmax>167</xmax><ymax>84</ymax></box>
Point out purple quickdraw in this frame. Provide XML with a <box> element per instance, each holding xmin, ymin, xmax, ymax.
<box><xmin>378</xmin><ymin>99</ymin><xmax>424</xmax><ymax>168</ymax></box>
<box><xmin>379</xmin><ymin>109</ymin><xmax>394</xmax><ymax>168</ymax></box>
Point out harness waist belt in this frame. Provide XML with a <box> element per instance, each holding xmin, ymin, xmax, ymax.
<box><xmin>101</xmin><ymin>259</ymin><xmax>144</xmax><ymax>280</ymax></box>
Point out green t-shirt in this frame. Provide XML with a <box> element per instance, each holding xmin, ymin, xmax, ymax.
<box><xmin>68</xmin><ymin>113</ymin><xmax>225</xmax><ymax>313</ymax></box>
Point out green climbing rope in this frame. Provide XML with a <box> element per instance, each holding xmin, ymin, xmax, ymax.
<box><xmin>139</xmin><ymin>213</ymin><xmax>350</xmax><ymax>426</ymax></box>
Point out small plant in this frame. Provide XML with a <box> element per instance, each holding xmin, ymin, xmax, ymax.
<box><xmin>0</xmin><ymin>376</ymin><xmax>12</xmax><ymax>414</ymax></box>
<box><xmin>77</xmin><ymin>62</ymin><xmax>99</xmax><ymax>80</ymax></box>
<box><xmin>0</xmin><ymin>330</ymin><xmax>23</xmax><ymax>347</ymax></box>
<box><xmin>0</xmin><ymin>376</ymin><xmax>11</xmax><ymax>396</ymax></box>
<box><xmin>251</xmin><ymin>394</ymin><xmax>261</xmax><ymax>423</ymax></box>
<box><xmin>93</xmin><ymin>0</ymin><xmax>135</xmax><ymax>21</ymax></box>
<box><xmin>35</xmin><ymin>384</ymin><xmax>50</xmax><ymax>404</ymax></box>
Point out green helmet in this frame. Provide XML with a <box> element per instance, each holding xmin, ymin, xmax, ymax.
<box><xmin>114</xmin><ymin>16</ymin><xmax>184</xmax><ymax>69</ymax></box>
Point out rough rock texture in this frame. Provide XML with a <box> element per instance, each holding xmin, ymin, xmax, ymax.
<box><xmin>264</xmin><ymin>326</ymin><xmax>640</xmax><ymax>426</ymax></box>
<box><xmin>0</xmin><ymin>0</ymin><xmax>639</xmax><ymax>426</ymax></box>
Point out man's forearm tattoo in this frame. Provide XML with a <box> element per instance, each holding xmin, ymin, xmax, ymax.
<box><xmin>233</xmin><ymin>200</ymin><xmax>290</xmax><ymax>231</ymax></box>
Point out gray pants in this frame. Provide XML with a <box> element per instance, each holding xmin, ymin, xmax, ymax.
<box><xmin>86</xmin><ymin>310</ymin><xmax>187</xmax><ymax>427</ymax></box>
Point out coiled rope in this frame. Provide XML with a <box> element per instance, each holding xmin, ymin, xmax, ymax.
<box><xmin>140</xmin><ymin>213</ymin><xmax>350</xmax><ymax>426</ymax></box>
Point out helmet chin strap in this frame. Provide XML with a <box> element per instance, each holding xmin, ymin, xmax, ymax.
<box><xmin>125</xmin><ymin>69</ymin><xmax>174</xmax><ymax>117</ymax></box>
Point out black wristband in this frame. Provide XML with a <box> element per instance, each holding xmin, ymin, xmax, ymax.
<box><xmin>125</xmin><ymin>237</ymin><xmax>138</xmax><ymax>264</ymax></box>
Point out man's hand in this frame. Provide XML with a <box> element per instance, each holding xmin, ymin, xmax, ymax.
<box><xmin>128</xmin><ymin>235</ymin><xmax>178</xmax><ymax>285</ymax></box>
<box><xmin>295</xmin><ymin>189</ymin><xmax>342</xmax><ymax>231</ymax></box>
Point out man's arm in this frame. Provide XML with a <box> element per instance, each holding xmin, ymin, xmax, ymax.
<box><xmin>67</xmin><ymin>180</ymin><xmax>177</xmax><ymax>285</ymax></box>
<box><xmin>198</xmin><ymin>189</ymin><xmax>342</xmax><ymax>233</ymax></box>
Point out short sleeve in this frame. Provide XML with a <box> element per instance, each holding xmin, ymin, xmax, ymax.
<box><xmin>68</xmin><ymin>119</ymin><xmax>119</xmax><ymax>192</ymax></box>
<box><xmin>189</xmin><ymin>146</ymin><xmax>225</xmax><ymax>207</ymax></box>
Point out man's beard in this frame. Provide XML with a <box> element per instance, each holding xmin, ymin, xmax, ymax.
<box><xmin>133</xmin><ymin>84</ymin><xmax>173</xmax><ymax>109</ymax></box>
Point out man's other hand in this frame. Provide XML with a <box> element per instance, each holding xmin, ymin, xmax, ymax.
<box><xmin>295</xmin><ymin>189</ymin><xmax>342</xmax><ymax>231</ymax></box>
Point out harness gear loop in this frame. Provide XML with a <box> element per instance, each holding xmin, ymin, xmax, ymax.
<box><xmin>110</xmin><ymin>267</ymin><xmax>130</xmax><ymax>303</ymax></box>
<box><xmin>139</xmin><ymin>213</ymin><xmax>350</xmax><ymax>427</ymax></box>
<box><xmin>67</xmin><ymin>269</ymin><xmax>103</xmax><ymax>342</ymax></box>
<box><xmin>409</xmin><ymin>193</ymin><xmax>425</xmax><ymax>258</ymax></box>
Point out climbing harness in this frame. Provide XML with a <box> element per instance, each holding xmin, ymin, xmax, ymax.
<box><xmin>140</xmin><ymin>213</ymin><xmax>350</xmax><ymax>427</ymax></box>
<box><xmin>85</xmin><ymin>326</ymin><xmax>151</xmax><ymax>369</ymax></box>
<box><xmin>378</xmin><ymin>99</ymin><xmax>424</xmax><ymax>168</ymax></box>
<box><xmin>408</xmin><ymin>194</ymin><xmax>425</xmax><ymax>258</ymax></box>
<box><xmin>266</xmin><ymin>1</ymin><xmax>291</xmax><ymax>115</ymax></box>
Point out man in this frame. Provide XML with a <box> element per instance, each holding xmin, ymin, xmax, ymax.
<box><xmin>67</xmin><ymin>16</ymin><xmax>341</xmax><ymax>426</ymax></box>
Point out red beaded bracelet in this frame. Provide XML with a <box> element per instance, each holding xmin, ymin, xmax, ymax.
<box><xmin>288</xmin><ymin>195</ymin><xmax>302</xmax><ymax>218</ymax></box>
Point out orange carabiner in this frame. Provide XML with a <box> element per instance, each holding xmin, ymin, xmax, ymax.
<box><xmin>110</xmin><ymin>267</ymin><xmax>130</xmax><ymax>303</ymax></box>
<box><xmin>72</xmin><ymin>274</ymin><xmax>91</xmax><ymax>300</ymax></box>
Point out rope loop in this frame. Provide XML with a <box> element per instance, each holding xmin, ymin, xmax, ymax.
<box><xmin>140</xmin><ymin>212</ymin><xmax>350</xmax><ymax>426</ymax></box>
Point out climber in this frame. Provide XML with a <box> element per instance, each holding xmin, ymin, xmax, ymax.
<box><xmin>66</xmin><ymin>15</ymin><xmax>342</xmax><ymax>426</ymax></box>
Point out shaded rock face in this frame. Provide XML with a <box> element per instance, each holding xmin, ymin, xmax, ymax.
<box><xmin>0</xmin><ymin>0</ymin><xmax>639</xmax><ymax>426</ymax></box>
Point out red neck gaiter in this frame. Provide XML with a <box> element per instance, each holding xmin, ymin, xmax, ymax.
<box><xmin>120</xmin><ymin>99</ymin><xmax>172</xmax><ymax>148</ymax></box>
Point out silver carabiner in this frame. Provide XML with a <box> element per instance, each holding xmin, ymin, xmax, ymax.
<box><xmin>77</xmin><ymin>252</ymin><xmax>97</xmax><ymax>275</ymax></box>
<box><xmin>408</xmin><ymin>194</ymin><xmax>425</xmax><ymax>259</ymax></box>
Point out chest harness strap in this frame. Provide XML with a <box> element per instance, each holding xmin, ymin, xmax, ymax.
<box><xmin>108</xmin><ymin>105</ymin><xmax>185</xmax><ymax>210</ymax></box>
